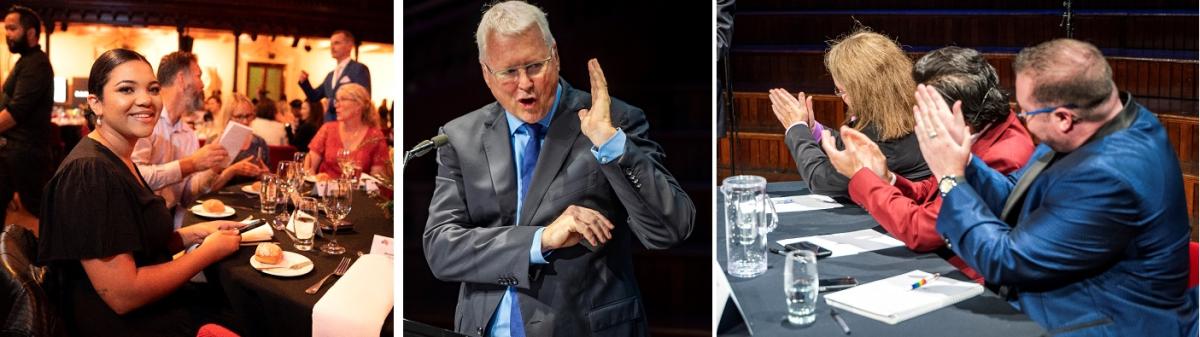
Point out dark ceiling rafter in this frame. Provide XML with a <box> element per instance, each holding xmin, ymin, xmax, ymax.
<box><xmin>15</xmin><ymin>0</ymin><xmax>393</xmax><ymax>44</ymax></box>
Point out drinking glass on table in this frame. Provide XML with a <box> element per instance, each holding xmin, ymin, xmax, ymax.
<box><xmin>293</xmin><ymin>197</ymin><xmax>319</xmax><ymax>251</ymax></box>
<box><xmin>259</xmin><ymin>174</ymin><xmax>282</xmax><ymax>229</ymax></box>
<box><xmin>276</xmin><ymin>161</ymin><xmax>299</xmax><ymax>216</ymax></box>
<box><xmin>320</xmin><ymin>178</ymin><xmax>352</xmax><ymax>255</ymax></box>
<box><xmin>784</xmin><ymin>250</ymin><xmax>819</xmax><ymax>326</ymax></box>
<box><xmin>293</xmin><ymin>152</ymin><xmax>308</xmax><ymax>177</ymax></box>
<box><xmin>336</xmin><ymin>149</ymin><xmax>355</xmax><ymax>176</ymax></box>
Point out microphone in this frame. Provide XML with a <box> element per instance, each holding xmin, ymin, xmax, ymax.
<box><xmin>402</xmin><ymin>134</ymin><xmax>449</xmax><ymax>169</ymax></box>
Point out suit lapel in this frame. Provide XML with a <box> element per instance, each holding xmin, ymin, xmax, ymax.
<box><xmin>519</xmin><ymin>81</ymin><xmax>583</xmax><ymax>227</ymax></box>
<box><xmin>1000</xmin><ymin>150</ymin><xmax>1055</xmax><ymax>224</ymax></box>
<box><xmin>482</xmin><ymin>105</ymin><xmax>518</xmax><ymax>224</ymax></box>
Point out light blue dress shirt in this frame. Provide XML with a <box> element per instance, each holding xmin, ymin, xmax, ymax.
<box><xmin>488</xmin><ymin>84</ymin><xmax>628</xmax><ymax>336</ymax></box>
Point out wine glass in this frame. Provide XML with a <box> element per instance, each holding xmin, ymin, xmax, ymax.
<box><xmin>293</xmin><ymin>152</ymin><xmax>308</xmax><ymax>178</ymax></box>
<box><xmin>276</xmin><ymin>161</ymin><xmax>298</xmax><ymax>218</ymax></box>
<box><xmin>320</xmin><ymin>178</ymin><xmax>352</xmax><ymax>255</ymax></box>
<box><xmin>336</xmin><ymin>149</ymin><xmax>355</xmax><ymax>179</ymax></box>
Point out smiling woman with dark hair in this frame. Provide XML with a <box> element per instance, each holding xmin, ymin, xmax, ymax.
<box><xmin>36</xmin><ymin>48</ymin><xmax>244</xmax><ymax>336</ymax></box>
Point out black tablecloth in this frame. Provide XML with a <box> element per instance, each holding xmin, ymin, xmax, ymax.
<box><xmin>187</xmin><ymin>183</ymin><xmax>395</xmax><ymax>337</ymax></box>
<box><xmin>716</xmin><ymin>181</ymin><xmax>1046</xmax><ymax>336</ymax></box>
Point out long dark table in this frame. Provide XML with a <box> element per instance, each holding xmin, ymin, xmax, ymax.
<box><xmin>716</xmin><ymin>181</ymin><xmax>1046</xmax><ymax>336</ymax></box>
<box><xmin>186</xmin><ymin>181</ymin><xmax>395</xmax><ymax>337</ymax></box>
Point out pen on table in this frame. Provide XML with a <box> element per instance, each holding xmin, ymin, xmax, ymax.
<box><xmin>910</xmin><ymin>273</ymin><xmax>941</xmax><ymax>290</ymax></box>
<box><xmin>830</xmin><ymin>307</ymin><xmax>851</xmax><ymax>335</ymax></box>
<box><xmin>768</xmin><ymin>247</ymin><xmax>788</xmax><ymax>256</ymax></box>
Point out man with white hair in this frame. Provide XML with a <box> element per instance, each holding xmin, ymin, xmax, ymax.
<box><xmin>422</xmin><ymin>1</ymin><xmax>695</xmax><ymax>336</ymax></box>
<box><xmin>916</xmin><ymin>38</ymin><xmax>1197</xmax><ymax>336</ymax></box>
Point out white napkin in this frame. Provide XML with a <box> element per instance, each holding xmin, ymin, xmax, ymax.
<box><xmin>359</xmin><ymin>173</ymin><xmax>381</xmax><ymax>193</ymax></box>
<box><xmin>312</xmin><ymin>254</ymin><xmax>394</xmax><ymax>337</ymax></box>
<box><xmin>240</xmin><ymin>221</ymin><xmax>274</xmax><ymax>242</ymax></box>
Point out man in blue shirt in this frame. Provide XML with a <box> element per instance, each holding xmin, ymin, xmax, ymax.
<box><xmin>422</xmin><ymin>2</ymin><xmax>695</xmax><ymax>337</ymax></box>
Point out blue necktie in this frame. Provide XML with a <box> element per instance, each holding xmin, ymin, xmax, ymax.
<box><xmin>511</xmin><ymin>123</ymin><xmax>543</xmax><ymax>337</ymax></box>
<box><xmin>518</xmin><ymin>123</ymin><xmax>544</xmax><ymax>205</ymax></box>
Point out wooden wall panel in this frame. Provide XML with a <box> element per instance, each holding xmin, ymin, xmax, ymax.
<box><xmin>732</xmin><ymin>50</ymin><xmax>1199</xmax><ymax>111</ymax></box>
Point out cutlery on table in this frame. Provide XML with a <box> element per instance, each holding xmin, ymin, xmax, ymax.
<box><xmin>305</xmin><ymin>257</ymin><xmax>351</xmax><ymax>294</ymax></box>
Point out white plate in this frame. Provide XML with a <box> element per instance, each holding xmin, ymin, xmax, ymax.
<box><xmin>249</xmin><ymin>251</ymin><xmax>314</xmax><ymax>277</ymax></box>
<box><xmin>241</xmin><ymin>184</ymin><xmax>260</xmax><ymax>195</ymax></box>
<box><xmin>190</xmin><ymin>204</ymin><xmax>236</xmax><ymax>218</ymax></box>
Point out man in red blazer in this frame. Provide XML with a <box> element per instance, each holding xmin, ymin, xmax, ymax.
<box><xmin>821</xmin><ymin>47</ymin><xmax>1034</xmax><ymax>282</ymax></box>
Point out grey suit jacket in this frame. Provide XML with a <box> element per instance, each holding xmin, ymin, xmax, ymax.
<box><xmin>423</xmin><ymin>79</ymin><xmax>695</xmax><ymax>337</ymax></box>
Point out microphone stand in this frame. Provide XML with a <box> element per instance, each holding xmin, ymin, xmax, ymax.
<box><xmin>1060</xmin><ymin>0</ymin><xmax>1074</xmax><ymax>38</ymax></box>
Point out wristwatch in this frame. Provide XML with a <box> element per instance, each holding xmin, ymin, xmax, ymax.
<box><xmin>938</xmin><ymin>175</ymin><xmax>965</xmax><ymax>197</ymax></box>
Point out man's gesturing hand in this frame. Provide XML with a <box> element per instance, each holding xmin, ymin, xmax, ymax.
<box><xmin>541</xmin><ymin>205</ymin><xmax>615</xmax><ymax>252</ymax></box>
<box><xmin>578</xmin><ymin>59</ymin><xmax>618</xmax><ymax>147</ymax></box>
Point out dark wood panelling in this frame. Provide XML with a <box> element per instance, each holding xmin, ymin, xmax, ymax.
<box><xmin>737</xmin><ymin>13</ymin><xmax>1198</xmax><ymax>52</ymax></box>
<box><xmin>732</xmin><ymin>50</ymin><xmax>1199</xmax><ymax>108</ymax></box>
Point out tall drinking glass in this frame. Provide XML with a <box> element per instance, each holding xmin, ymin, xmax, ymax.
<box><xmin>721</xmin><ymin>175</ymin><xmax>778</xmax><ymax>278</ymax></box>
<box><xmin>258</xmin><ymin>174</ymin><xmax>282</xmax><ymax>230</ymax></box>
<box><xmin>276</xmin><ymin>161</ymin><xmax>298</xmax><ymax>217</ymax></box>
<box><xmin>784</xmin><ymin>250</ymin><xmax>819</xmax><ymax>325</ymax></box>
<box><xmin>293</xmin><ymin>197</ymin><xmax>318</xmax><ymax>251</ymax></box>
<box><xmin>293</xmin><ymin>152</ymin><xmax>308</xmax><ymax>178</ymax></box>
<box><xmin>320</xmin><ymin>179</ymin><xmax>352</xmax><ymax>255</ymax></box>
<box><xmin>336</xmin><ymin>149</ymin><xmax>355</xmax><ymax>178</ymax></box>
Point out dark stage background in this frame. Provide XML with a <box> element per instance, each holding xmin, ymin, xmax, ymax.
<box><xmin>402</xmin><ymin>1</ymin><xmax>712</xmax><ymax>336</ymax></box>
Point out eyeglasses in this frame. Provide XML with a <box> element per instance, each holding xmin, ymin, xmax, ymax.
<box><xmin>232</xmin><ymin>113</ymin><xmax>255</xmax><ymax>122</ymax></box>
<box><xmin>834</xmin><ymin>87</ymin><xmax>848</xmax><ymax>98</ymax></box>
<box><xmin>485</xmin><ymin>56</ymin><xmax>553</xmax><ymax>84</ymax></box>
<box><xmin>1018</xmin><ymin>104</ymin><xmax>1077</xmax><ymax>120</ymax></box>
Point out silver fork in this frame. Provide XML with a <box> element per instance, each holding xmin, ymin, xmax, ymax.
<box><xmin>305</xmin><ymin>257</ymin><xmax>351</xmax><ymax>294</ymax></box>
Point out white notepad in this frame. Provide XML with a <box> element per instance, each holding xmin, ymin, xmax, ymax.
<box><xmin>824</xmin><ymin>270</ymin><xmax>984</xmax><ymax>325</ymax></box>
<box><xmin>218</xmin><ymin>121</ymin><xmax>253</xmax><ymax>166</ymax></box>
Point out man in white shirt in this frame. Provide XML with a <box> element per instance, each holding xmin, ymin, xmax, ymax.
<box><xmin>132</xmin><ymin>51</ymin><xmax>263</xmax><ymax>228</ymax></box>
<box><xmin>299</xmin><ymin>30</ymin><xmax>371</xmax><ymax>121</ymax></box>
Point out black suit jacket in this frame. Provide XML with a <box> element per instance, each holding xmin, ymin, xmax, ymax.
<box><xmin>423</xmin><ymin>79</ymin><xmax>695</xmax><ymax>337</ymax></box>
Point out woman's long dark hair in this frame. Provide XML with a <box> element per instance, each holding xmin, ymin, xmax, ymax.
<box><xmin>303</xmin><ymin>99</ymin><xmax>325</xmax><ymax>128</ymax></box>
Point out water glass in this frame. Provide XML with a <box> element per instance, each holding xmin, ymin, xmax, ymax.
<box><xmin>293</xmin><ymin>197</ymin><xmax>319</xmax><ymax>251</ymax></box>
<box><xmin>784</xmin><ymin>250</ymin><xmax>819</xmax><ymax>325</ymax></box>
<box><xmin>259</xmin><ymin>175</ymin><xmax>280</xmax><ymax>225</ymax></box>
<box><xmin>721</xmin><ymin>175</ymin><xmax>778</xmax><ymax>278</ymax></box>
<box><xmin>320</xmin><ymin>179</ymin><xmax>352</xmax><ymax>255</ymax></box>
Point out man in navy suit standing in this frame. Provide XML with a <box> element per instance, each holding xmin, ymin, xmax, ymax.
<box><xmin>915</xmin><ymin>38</ymin><xmax>1197</xmax><ymax>336</ymax></box>
<box><xmin>299</xmin><ymin>29</ymin><xmax>371</xmax><ymax>121</ymax></box>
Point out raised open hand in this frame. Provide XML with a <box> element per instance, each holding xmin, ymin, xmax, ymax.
<box><xmin>768</xmin><ymin>89</ymin><xmax>814</xmax><ymax>130</ymax></box>
<box><xmin>578</xmin><ymin>58</ymin><xmax>617</xmax><ymax>147</ymax></box>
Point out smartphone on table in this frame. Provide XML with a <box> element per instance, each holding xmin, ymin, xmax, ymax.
<box><xmin>783</xmin><ymin>241</ymin><xmax>833</xmax><ymax>259</ymax></box>
<box><xmin>818</xmin><ymin>276</ymin><xmax>859</xmax><ymax>292</ymax></box>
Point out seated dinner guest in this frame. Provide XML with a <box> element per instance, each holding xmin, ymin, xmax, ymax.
<box><xmin>36</xmin><ymin>49</ymin><xmax>244</xmax><ymax>336</ymax></box>
<box><xmin>212</xmin><ymin>93</ymin><xmax>271</xmax><ymax>187</ymax></box>
<box><xmin>769</xmin><ymin>29</ymin><xmax>929</xmax><ymax>198</ymax></box>
<box><xmin>304</xmin><ymin>83</ymin><xmax>388</xmax><ymax>178</ymax></box>
<box><xmin>822</xmin><ymin>46</ymin><xmax>1034</xmax><ymax>282</ymax></box>
<box><xmin>918</xmin><ymin>39</ymin><xmax>1197</xmax><ymax>336</ymax></box>
<box><xmin>249</xmin><ymin>98</ymin><xmax>289</xmax><ymax>146</ymax></box>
